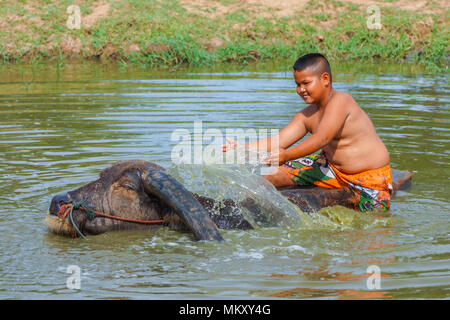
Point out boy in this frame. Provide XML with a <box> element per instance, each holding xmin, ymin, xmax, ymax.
<box><xmin>223</xmin><ymin>53</ymin><xmax>393</xmax><ymax>212</ymax></box>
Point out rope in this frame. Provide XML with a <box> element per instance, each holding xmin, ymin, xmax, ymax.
<box><xmin>69</xmin><ymin>203</ymin><xmax>88</xmax><ymax>240</ymax></box>
<box><xmin>56</xmin><ymin>200</ymin><xmax>164</xmax><ymax>239</ymax></box>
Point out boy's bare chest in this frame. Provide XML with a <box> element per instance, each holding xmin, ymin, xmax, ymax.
<box><xmin>305</xmin><ymin>109</ymin><xmax>344</xmax><ymax>139</ymax></box>
<box><xmin>305</xmin><ymin>111</ymin><xmax>323</xmax><ymax>134</ymax></box>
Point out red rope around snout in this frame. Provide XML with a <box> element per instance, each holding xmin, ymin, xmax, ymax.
<box><xmin>56</xmin><ymin>203</ymin><xmax>164</xmax><ymax>224</ymax></box>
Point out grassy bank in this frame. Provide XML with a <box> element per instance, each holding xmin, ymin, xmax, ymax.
<box><xmin>0</xmin><ymin>0</ymin><xmax>448</xmax><ymax>72</ymax></box>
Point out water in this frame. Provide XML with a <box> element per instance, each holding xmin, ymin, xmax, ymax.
<box><xmin>0</xmin><ymin>61</ymin><xmax>448</xmax><ymax>299</ymax></box>
<box><xmin>168</xmin><ymin>163</ymin><xmax>304</xmax><ymax>228</ymax></box>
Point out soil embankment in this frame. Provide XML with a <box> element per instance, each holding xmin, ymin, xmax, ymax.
<box><xmin>0</xmin><ymin>0</ymin><xmax>448</xmax><ymax>71</ymax></box>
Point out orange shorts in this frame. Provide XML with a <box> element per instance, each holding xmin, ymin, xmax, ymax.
<box><xmin>279</xmin><ymin>153</ymin><xmax>393</xmax><ymax>212</ymax></box>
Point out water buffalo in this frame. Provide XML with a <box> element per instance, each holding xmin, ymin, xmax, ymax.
<box><xmin>46</xmin><ymin>160</ymin><xmax>412</xmax><ymax>240</ymax></box>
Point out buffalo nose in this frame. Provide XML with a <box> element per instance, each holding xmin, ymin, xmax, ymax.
<box><xmin>49</xmin><ymin>192</ymin><xmax>71</xmax><ymax>215</ymax></box>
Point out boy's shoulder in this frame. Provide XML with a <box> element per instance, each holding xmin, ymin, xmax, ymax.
<box><xmin>298</xmin><ymin>91</ymin><xmax>358</xmax><ymax>120</ymax></box>
<box><xmin>300</xmin><ymin>103</ymin><xmax>319</xmax><ymax>115</ymax></box>
<box><xmin>330</xmin><ymin>90</ymin><xmax>354</xmax><ymax>104</ymax></box>
<box><xmin>326</xmin><ymin>90</ymin><xmax>359</xmax><ymax>114</ymax></box>
<box><xmin>303</xmin><ymin>91</ymin><xmax>354</xmax><ymax>109</ymax></box>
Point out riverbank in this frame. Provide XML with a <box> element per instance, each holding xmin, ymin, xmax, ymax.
<box><xmin>0</xmin><ymin>0</ymin><xmax>448</xmax><ymax>72</ymax></box>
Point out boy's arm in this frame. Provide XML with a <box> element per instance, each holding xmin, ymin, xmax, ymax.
<box><xmin>244</xmin><ymin>110</ymin><xmax>309</xmax><ymax>151</ymax></box>
<box><xmin>265</xmin><ymin>95</ymin><xmax>350</xmax><ymax>165</ymax></box>
<box><xmin>286</xmin><ymin>95</ymin><xmax>349</xmax><ymax>160</ymax></box>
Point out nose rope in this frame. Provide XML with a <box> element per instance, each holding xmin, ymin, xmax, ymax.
<box><xmin>56</xmin><ymin>200</ymin><xmax>164</xmax><ymax>239</ymax></box>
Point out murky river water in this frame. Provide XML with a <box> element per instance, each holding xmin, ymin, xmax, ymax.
<box><xmin>0</xmin><ymin>62</ymin><xmax>448</xmax><ymax>299</ymax></box>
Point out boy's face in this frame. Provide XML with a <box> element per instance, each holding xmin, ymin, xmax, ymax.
<box><xmin>294</xmin><ymin>68</ymin><xmax>330</xmax><ymax>105</ymax></box>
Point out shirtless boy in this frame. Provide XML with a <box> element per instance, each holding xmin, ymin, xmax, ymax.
<box><xmin>223</xmin><ymin>53</ymin><xmax>393</xmax><ymax>212</ymax></box>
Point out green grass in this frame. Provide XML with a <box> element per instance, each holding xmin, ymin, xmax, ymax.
<box><xmin>0</xmin><ymin>0</ymin><xmax>448</xmax><ymax>72</ymax></box>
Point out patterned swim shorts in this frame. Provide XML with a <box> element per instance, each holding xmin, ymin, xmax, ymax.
<box><xmin>279</xmin><ymin>153</ymin><xmax>393</xmax><ymax>212</ymax></box>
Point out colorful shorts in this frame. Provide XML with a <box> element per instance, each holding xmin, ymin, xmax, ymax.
<box><xmin>279</xmin><ymin>153</ymin><xmax>393</xmax><ymax>212</ymax></box>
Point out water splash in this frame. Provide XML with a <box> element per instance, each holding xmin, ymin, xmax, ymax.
<box><xmin>234</xmin><ymin>146</ymin><xmax>271</xmax><ymax>175</ymax></box>
<box><xmin>168</xmin><ymin>161</ymin><xmax>304</xmax><ymax>229</ymax></box>
<box><xmin>169</xmin><ymin>147</ymin><xmax>392</xmax><ymax>231</ymax></box>
<box><xmin>300</xmin><ymin>205</ymin><xmax>393</xmax><ymax>231</ymax></box>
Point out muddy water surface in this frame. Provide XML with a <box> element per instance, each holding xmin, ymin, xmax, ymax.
<box><xmin>0</xmin><ymin>62</ymin><xmax>448</xmax><ymax>299</ymax></box>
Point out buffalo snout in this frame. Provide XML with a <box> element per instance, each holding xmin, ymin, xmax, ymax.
<box><xmin>49</xmin><ymin>192</ymin><xmax>71</xmax><ymax>216</ymax></box>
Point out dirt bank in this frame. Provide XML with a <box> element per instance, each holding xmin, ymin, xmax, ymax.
<box><xmin>0</xmin><ymin>0</ymin><xmax>448</xmax><ymax>71</ymax></box>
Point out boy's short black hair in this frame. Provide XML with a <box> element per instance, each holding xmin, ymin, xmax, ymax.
<box><xmin>293</xmin><ymin>53</ymin><xmax>332</xmax><ymax>83</ymax></box>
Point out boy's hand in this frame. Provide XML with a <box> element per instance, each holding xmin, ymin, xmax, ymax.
<box><xmin>263</xmin><ymin>148</ymin><xmax>288</xmax><ymax>167</ymax></box>
<box><xmin>222</xmin><ymin>138</ymin><xmax>239</xmax><ymax>152</ymax></box>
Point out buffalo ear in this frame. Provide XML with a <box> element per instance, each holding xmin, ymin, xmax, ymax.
<box><xmin>142</xmin><ymin>168</ymin><xmax>223</xmax><ymax>241</ymax></box>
